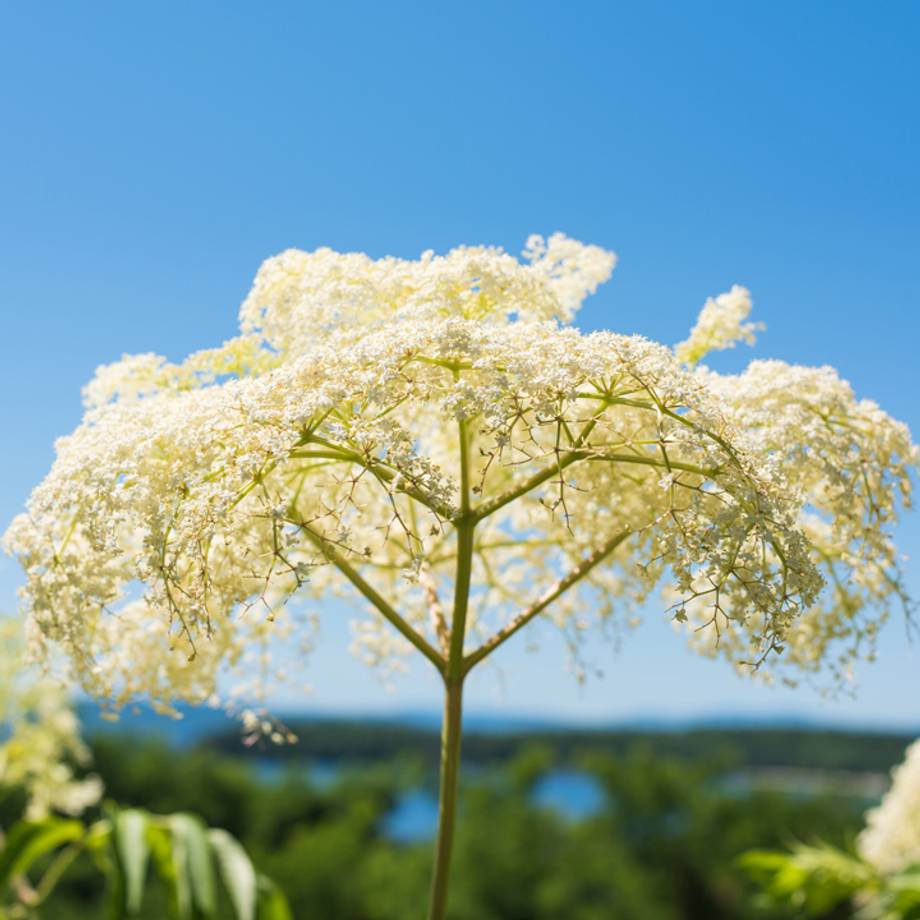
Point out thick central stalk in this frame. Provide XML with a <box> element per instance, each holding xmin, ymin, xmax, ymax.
<box><xmin>427</xmin><ymin>518</ymin><xmax>473</xmax><ymax>920</ymax></box>
<box><xmin>427</xmin><ymin>673</ymin><xmax>464</xmax><ymax>920</ymax></box>
<box><xmin>427</xmin><ymin>417</ymin><xmax>474</xmax><ymax>920</ymax></box>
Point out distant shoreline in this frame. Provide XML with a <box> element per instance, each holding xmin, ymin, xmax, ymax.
<box><xmin>79</xmin><ymin>702</ymin><xmax>918</xmax><ymax>776</ymax></box>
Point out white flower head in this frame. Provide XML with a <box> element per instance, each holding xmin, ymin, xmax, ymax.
<box><xmin>676</xmin><ymin>285</ymin><xmax>763</xmax><ymax>366</ymax></box>
<box><xmin>3</xmin><ymin>234</ymin><xmax>915</xmax><ymax>717</ymax></box>
<box><xmin>860</xmin><ymin>740</ymin><xmax>920</xmax><ymax>873</ymax></box>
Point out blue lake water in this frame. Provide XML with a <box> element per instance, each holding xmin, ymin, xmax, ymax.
<box><xmin>384</xmin><ymin>770</ymin><xmax>608</xmax><ymax>842</ymax></box>
<box><xmin>255</xmin><ymin>760</ymin><xmax>608</xmax><ymax>842</ymax></box>
<box><xmin>384</xmin><ymin>789</ymin><xmax>440</xmax><ymax>842</ymax></box>
<box><xmin>384</xmin><ymin>772</ymin><xmax>608</xmax><ymax>842</ymax></box>
<box><xmin>533</xmin><ymin>770</ymin><xmax>606</xmax><ymax>820</ymax></box>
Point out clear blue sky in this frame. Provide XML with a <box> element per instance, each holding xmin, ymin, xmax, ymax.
<box><xmin>1</xmin><ymin>2</ymin><xmax>918</xmax><ymax>727</ymax></box>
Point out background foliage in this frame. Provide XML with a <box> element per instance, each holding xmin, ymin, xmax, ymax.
<box><xmin>3</xmin><ymin>720</ymin><xmax>904</xmax><ymax>919</ymax></box>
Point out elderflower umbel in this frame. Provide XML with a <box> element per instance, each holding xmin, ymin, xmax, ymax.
<box><xmin>3</xmin><ymin>233</ymin><xmax>915</xmax><ymax>714</ymax></box>
<box><xmin>860</xmin><ymin>740</ymin><xmax>920</xmax><ymax>873</ymax></box>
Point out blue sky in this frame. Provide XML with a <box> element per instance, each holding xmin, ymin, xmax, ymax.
<box><xmin>1</xmin><ymin>2</ymin><xmax>918</xmax><ymax>726</ymax></box>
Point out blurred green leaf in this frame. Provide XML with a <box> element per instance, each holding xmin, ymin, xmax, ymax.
<box><xmin>740</xmin><ymin>843</ymin><xmax>875</xmax><ymax>915</ymax></box>
<box><xmin>256</xmin><ymin>874</ymin><xmax>293</xmax><ymax>920</ymax></box>
<box><xmin>107</xmin><ymin>808</ymin><xmax>150</xmax><ymax>918</ymax></box>
<box><xmin>147</xmin><ymin>821</ymin><xmax>190</xmax><ymax>919</ymax></box>
<box><xmin>0</xmin><ymin>817</ymin><xmax>83</xmax><ymax>893</ymax></box>
<box><xmin>170</xmin><ymin>814</ymin><xmax>217</xmax><ymax>919</ymax></box>
<box><xmin>208</xmin><ymin>828</ymin><xmax>257</xmax><ymax>920</ymax></box>
<box><xmin>877</xmin><ymin>870</ymin><xmax>920</xmax><ymax>920</ymax></box>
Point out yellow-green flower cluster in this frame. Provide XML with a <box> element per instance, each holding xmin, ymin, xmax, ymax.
<box><xmin>3</xmin><ymin>234</ymin><xmax>915</xmax><ymax>712</ymax></box>
<box><xmin>676</xmin><ymin>285</ymin><xmax>762</xmax><ymax>366</ymax></box>
<box><xmin>0</xmin><ymin>618</ymin><xmax>102</xmax><ymax>818</ymax></box>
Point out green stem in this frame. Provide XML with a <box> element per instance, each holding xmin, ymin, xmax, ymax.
<box><xmin>298</xmin><ymin>524</ymin><xmax>445</xmax><ymax>671</ymax></box>
<box><xmin>427</xmin><ymin>418</ymin><xmax>474</xmax><ymax>920</ymax></box>
<box><xmin>427</xmin><ymin>674</ymin><xmax>464</xmax><ymax>920</ymax></box>
<box><xmin>32</xmin><ymin>842</ymin><xmax>83</xmax><ymax>904</ymax></box>
<box><xmin>463</xmin><ymin>528</ymin><xmax>632</xmax><ymax>673</ymax></box>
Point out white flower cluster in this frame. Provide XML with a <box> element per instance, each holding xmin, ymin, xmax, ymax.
<box><xmin>685</xmin><ymin>359</ymin><xmax>917</xmax><ymax>683</ymax></box>
<box><xmin>3</xmin><ymin>234</ymin><xmax>915</xmax><ymax>713</ymax></box>
<box><xmin>860</xmin><ymin>739</ymin><xmax>920</xmax><ymax>874</ymax></box>
<box><xmin>0</xmin><ymin>618</ymin><xmax>102</xmax><ymax>819</ymax></box>
<box><xmin>676</xmin><ymin>285</ymin><xmax>763</xmax><ymax>366</ymax></box>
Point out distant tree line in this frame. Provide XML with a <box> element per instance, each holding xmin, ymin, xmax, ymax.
<box><xmin>206</xmin><ymin>721</ymin><xmax>915</xmax><ymax>774</ymax></box>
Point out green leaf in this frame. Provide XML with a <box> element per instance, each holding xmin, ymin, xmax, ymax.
<box><xmin>256</xmin><ymin>875</ymin><xmax>293</xmax><ymax>920</ymax></box>
<box><xmin>108</xmin><ymin>808</ymin><xmax>150</xmax><ymax>917</ymax></box>
<box><xmin>740</xmin><ymin>843</ymin><xmax>873</xmax><ymax>915</ymax></box>
<box><xmin>0</xmin><ymin>818</ymin><xmax>84</xmax><ymax>893</ymax></box>
<box><xmin>207</xmin><ymin>829</ymin><xmax>257</xmax><ymax>920</ymax></box>
<box><xmin>170</xmin><ymin>814</ymin><xmax>217</xmax><ymax>919</ymax></box>
<box><xmin>882</xmin><ymin>869</ymin><xmax>920</xmax><ymax>917</ymax></box>
<box><xmin>147</xmin><ymin>822</ymin><xmax>190</xmax><ymax>919</ymax></box>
